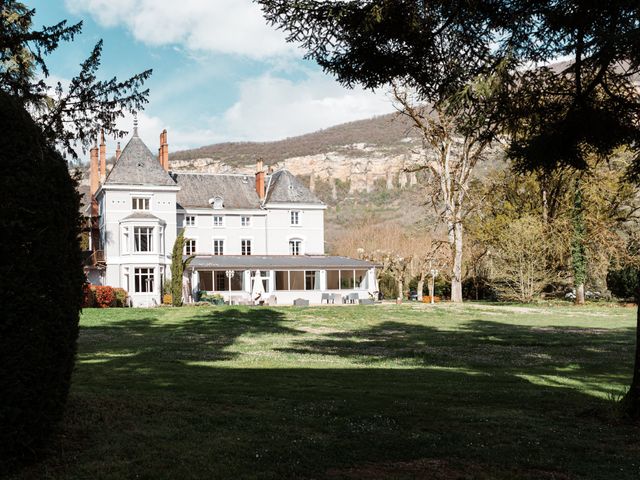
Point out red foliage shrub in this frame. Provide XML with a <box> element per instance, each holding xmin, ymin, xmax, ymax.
<box><xmin>94</xmin><ymin>286</ymin><xmax>115</xmax><ymax>308</ymax></box>
<box><xmin>82</xmin><ymin>283</ymin><xmax>95</xmax><ymax>308</ymax></box>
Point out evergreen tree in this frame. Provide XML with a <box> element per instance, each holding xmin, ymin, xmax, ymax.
<box><xmin>0</xmin><ymin>1</ymin><xmax>153</xmax><ymax>465</ymax></box>
<box><xmin>0</xmin><ymin>1</ymin><xmax>152</xmax><ymax>159</ymax></box>
<box><xmin>171</xmin><ymin>230</ymin><xmax>187</xmax><ymax>307</ymax></box>
<box><xmin>0</xmin><ymin>92</ymin><xmax>83</xmax><ymax>468</ymax></box>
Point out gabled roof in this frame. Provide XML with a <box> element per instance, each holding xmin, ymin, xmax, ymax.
<box><xmin>105</xmin><ymin>129</ymin><xmax>176</xmax><ymax>186</ymax></box>
<box><xmin>173</xmin><ymin>173</ymin><xmax>260</xmax><ymax>209</ymax></box>
<box><xmin>265</xmin><ymin>170</ymin><xmax>323</xmax><ymax>205</ymax></box>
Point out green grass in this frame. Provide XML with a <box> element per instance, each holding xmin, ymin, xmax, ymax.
<box><xmin>13</xmin><ymin>303</ymin><xmax>640</xmax><ymax>479</ymax></box>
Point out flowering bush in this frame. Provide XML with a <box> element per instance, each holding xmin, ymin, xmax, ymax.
<box><xmin>94</xmin><ymin>286</ymin><xmax>115</xmax><ymax>308</ymax></box>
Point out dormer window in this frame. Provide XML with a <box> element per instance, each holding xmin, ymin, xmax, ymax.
<box><xmin>132</xmin><ymin>197</ymin><xmax>150</xmax><ymax>210</ymax></box>
<box><xmin>209</xmin><ymin>196</ymin><xmax>224</xmax><ymax>210</ymax></box>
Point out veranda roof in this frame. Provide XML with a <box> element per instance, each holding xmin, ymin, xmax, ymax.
<box><xmin>187</xmin><ymin>255</ymin><xmax>378</xmax><ymax>270</ymax></box>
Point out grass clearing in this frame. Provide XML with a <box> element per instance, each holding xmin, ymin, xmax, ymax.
<box><xmin>12</xmin><ymin>303</ymin><xmax>640</xmax><ymax>479</ymax></box>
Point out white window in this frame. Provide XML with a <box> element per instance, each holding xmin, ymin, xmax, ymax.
<box><xmin>213</xmin><ymin>239</ymin><xmax>224</xmax><ymax>255</ymax></box>
<box><xmin>132</xmin><ymin>197</ymin><xmax>150</xmax><ymax>210</ymax></box>
<box><xmin>134</xmin><ymin>267</ymin><xmax>155</xmax><ymax>293</ymax></box>
<box><xmin>241</xmin><ymin>216</ymin><xmax>251</xmax><ymax>227</ymax></box>
<box><xmin>241</xmin><ymin>239</ymin><xmax>251</xmax><ymax>256</ymax></box>
<box><xmin>184</xmin><ymin>215</ymin><xmax>196</xmax><ymax>227</ymax></box>
<box><xmin>213</xmin><ymin>215</ymin><xmax>223</xmax><ymax>227</ymax></box>
<box><xmin>289</xmin><ymin>239</ymin><xmax>302</xmax><ymax>256</ymax></box>
<box><xmin>290</xmin><ymin>211</ymin><xmax>300</xmax><ymax>225</ymax></box>
<box><xmin>184</xmin><ymin>239</ymin><xmax>196</xmax><ymax>255</ymax></box>
<box><xmin>133</xmin><ymin>226</ymin><xmax>153</xmax><ymax>252</ymax></box>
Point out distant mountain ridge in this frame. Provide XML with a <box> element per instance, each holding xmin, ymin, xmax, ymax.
<box><xmin>168</xmin><ymin>113</ymin><xmax>433</xmax><ymax>200</ymax></box>
<box><xmin>170</xmin><ymin>113</ymin><xmax>420</xmax><ymax>165</ymax></box>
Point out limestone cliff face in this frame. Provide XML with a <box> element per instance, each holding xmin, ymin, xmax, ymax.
<box><xmin>169</xmin><ymin>140</ymin><xmax>424</xmax><ymax>195</ymax></box>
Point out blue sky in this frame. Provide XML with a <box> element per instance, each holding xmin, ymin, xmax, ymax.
<box><xmin>30</xmin><ymin>1</ymin><xmax>393</xmax><ymax>156</ymax></box>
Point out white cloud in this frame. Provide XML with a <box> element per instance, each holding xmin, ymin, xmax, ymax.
<box><xmin>111</xmin><ymin>72</ymin><xmax>394</xmax><ymax>152</ymax></box>
<box><xmin>212</xmin><ymin>72</ymin><xmax>394</xmax><ymax>142</ymax></box>
<box><xmin>65</xmin><ymin>0</ymin><xmax>297</xmax><ymax>59</ymax></box>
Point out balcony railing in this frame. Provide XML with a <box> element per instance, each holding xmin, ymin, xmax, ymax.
<box><xmin>83</xmin><ymin>249</ymin><xmax>105</xmax><ymax>267</ymax></box>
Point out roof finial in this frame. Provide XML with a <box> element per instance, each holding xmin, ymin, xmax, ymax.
<box><xmin>133</xmin><ymin>113</ymin><xmax>139</xmax><ymax>136</ymax></box>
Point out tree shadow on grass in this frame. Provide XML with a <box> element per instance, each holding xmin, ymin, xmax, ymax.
<box><xmin>79</xmin><ymin>307</ymin><xmax>298</xmax><ymax>364</ymax></box>
<box><xmin>13</xmin><ymin>308</ymin><xmax>640</xmax><ymax>480</ymax></box>
<box><xmin>277</xmin><ymin>319</ymin><xmax>635</xmax><ymax>398</ymax></box>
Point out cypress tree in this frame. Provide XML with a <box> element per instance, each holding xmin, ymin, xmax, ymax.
<box><xmin>0</xmin><ymin>92</ymin><xmax>84</xmax><ymax>467</ymax></box>
<box><xmin>171</xmin><ymin>230</ymin><xmax>190</xmax><ymax>307</ymax></box>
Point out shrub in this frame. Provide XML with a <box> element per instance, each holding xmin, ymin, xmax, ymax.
<box><xmin>113</xmin><ymin>288</ymin><xmax>128</xmax><ymax>307</ymax></box>
<box><xmin>0</xmin><ymin>92</ymin><xmax>83</xmax><ymax>465</ymax></box>
<box><xmin>82</xmin><ymin>283</ymin><xmax>95</xmax><ymax>308</ymax></box>
<box><xmin>200</xmin><ymin>292</ymin><xmax>225</xmax><ymax>305</ymax></box>
<box><xmin>607</xmin><ymin>266</ymin><xmax>639</xmax><ymax>300</ymax></box>
<box><xmin>94</xmin><ymin>286</ymin><xmax>115</xmax><ymax>308</ymax></box>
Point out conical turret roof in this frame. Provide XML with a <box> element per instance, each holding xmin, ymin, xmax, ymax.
<box><xmin>105</xmin><ymin>129</ymin><xmax>175</xmax><ymax>186</ymax></box>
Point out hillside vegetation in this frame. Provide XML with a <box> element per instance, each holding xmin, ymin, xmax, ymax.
<box><xmin>170</xmin><ymin>113</ymin><xmax>420</xmax><ymax>165</ymax></box>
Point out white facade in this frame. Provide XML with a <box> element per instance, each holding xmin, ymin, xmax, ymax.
<box><xmin>177</xmin><ymin>203</ymin><xmax>325</xmax><ymax>257</ymax></box>
<box><xmin>88</xmin><ymin>129</ymin><xmax>377</xmax><ymax>307</ymax></box>
<box><xmin>98</xmin><ymin>185</ymin><xmax>179</xmax><ymax>307</ymax></box>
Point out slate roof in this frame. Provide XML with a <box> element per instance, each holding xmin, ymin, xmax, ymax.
<box><xmin>265</xmin><ymin>170</ymin><xmax>323</xmax><ymax>205</ymax></box>
<box><xmin>173</xmin><ymin>173</ymin><xmax>260</xmax><ymax>209</ymax></box>
<box><xmin>105</xmin><ymin>130</ymin><xmax>176</xmax><ymax>186</ymax></box>
<box><xmin>188</xmin><ymin>255</ymin><xmax>378</xmax><ymax>270</ymax></box>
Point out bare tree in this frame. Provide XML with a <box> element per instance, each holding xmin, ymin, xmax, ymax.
<box><xmin>488</xmin><ymin>215</ymin><xmax>556</xmax><ymax>302</ymax></box>
<box><xmin>392</xmin><ymin>73</ymin><xmax>503</xmax><ymax>302</ymax></box>
<box><xmin>407</xmin><ymin>234</ymin><xmax>449</xmax><ymax>301</ymax></box>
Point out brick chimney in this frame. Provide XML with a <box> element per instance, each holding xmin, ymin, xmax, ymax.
<box><xmin>159</xmin><ymin>129</ymin><xmax>169</xmax><ymax>171</ymax></box>
<box><xmin>163</xmin><ymin>129</ymin><xmax>169</xmax><ymax>170</ymax></box>
<box><xmin>115</xmin><ymin>142</ymin><xmax>121</xmax><ymax>161</ymax></box>
<box><xmin>255</xmin><ymin>159</ymin><xmax>265</xmax><ymax>200</ymax></box>
<box><xmin>99</xmin><ymin>129</ymin><xmax>106</xmax><ymax>183</ymax></box>
<box><xmin>90</xmin><ymin>142</ymin><xmax>99</xmax><ymax>217</ymax></box>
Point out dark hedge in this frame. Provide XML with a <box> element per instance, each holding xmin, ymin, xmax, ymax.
<box><xmin>607</xmin><ymin>266</ymin><xmax>639</xmax><ymax>300</ymax></box>
<box><xmin>0</xmin><ymin>92</ymin><xmax>84</xmax><ymax>468</ymax></box>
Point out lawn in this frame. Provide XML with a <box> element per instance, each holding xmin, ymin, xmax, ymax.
<box><xmin>13</xmin><ymin>303</ymin><xmax>640</xmax><ymax>479</ymax></box>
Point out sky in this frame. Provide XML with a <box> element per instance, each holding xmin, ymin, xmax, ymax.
<box><xmin>30</xmin><ymin>0</ymin><xmax>394</xmax><ymax>156</ymax></box>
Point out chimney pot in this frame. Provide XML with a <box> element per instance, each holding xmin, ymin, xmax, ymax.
<box><xmin>255</xmin><ymin>159</ymin><xmax>265</xmax><ymax>200</ymax></box>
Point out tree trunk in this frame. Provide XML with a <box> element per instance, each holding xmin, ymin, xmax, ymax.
<box><xmin>451</xmin><ymin>221</ymin><xmax>464</xmax><ymax>303</ymax></box>
<box><xmin>575</xmin><ymin>283</ymin><xmax>585</xmax><ymax>305</ymax></box>
<box><xmin>623</xmin><ymin>271</ymin><xmax>640</xmax><ymax>419</ymax></box>
<box><xmin>428</xmin><ymin>273</ymin><xmax>435</xmax><ymax>300</ymax></box>
<box><xmin>397</xmin><ymin>277</ymin><xmax>404</xmax><ymax>301</ymax></box>
<box><xmin>417</xmin><ymin>272</ymin><xmax>425</xmax><ymax>302</ymax></box>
